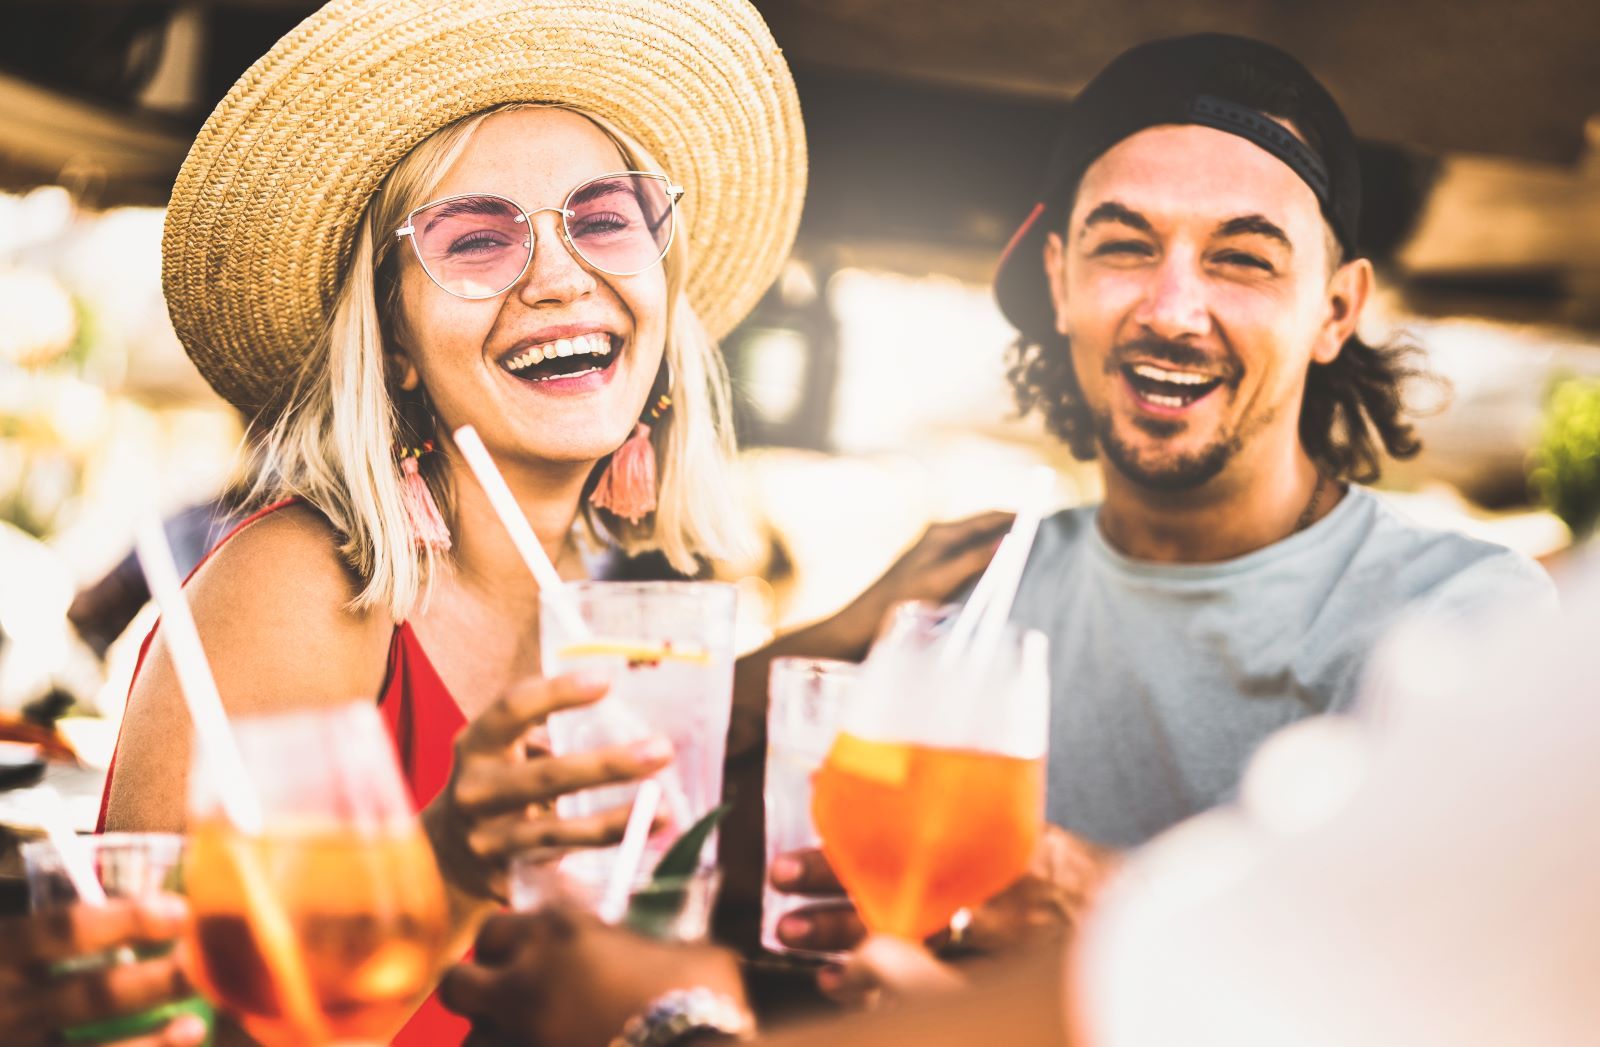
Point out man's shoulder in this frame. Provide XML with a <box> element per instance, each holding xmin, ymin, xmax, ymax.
<box><xmin>1339</xmin><ymin>487</ymin><xmax>1556</xmax><ymax>620</ymax></box>
<box><xmin>1027</xmin><ymin>505</ymin><xmax>1101</xmax><ymax>566</ymax></box>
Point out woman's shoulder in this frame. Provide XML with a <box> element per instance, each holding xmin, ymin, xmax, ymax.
<box><xmin>179</xmin><ymin>500</ymin><xmax>395</xmax><ymax>708</ymax></box>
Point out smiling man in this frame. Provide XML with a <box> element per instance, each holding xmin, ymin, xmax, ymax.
<box><xmin>990</xmin><ymin>33</ymin><xmax>1555</xmax><ymax>848</ymax></box>
<box><xmin>766</xmin><ymin>34</ymin><xmax>1556</xmax><ymax>961</ymax></box>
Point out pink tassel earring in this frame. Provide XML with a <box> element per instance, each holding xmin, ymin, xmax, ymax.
<box><xmin>399</xmin><ymin>440</ymin><xmax>452</xmax><ymax>552</ymax></box>
<box><xmin>591</xmin><ymin>391</ymin><xmax>671</xmax><ymax>523</ymax></box>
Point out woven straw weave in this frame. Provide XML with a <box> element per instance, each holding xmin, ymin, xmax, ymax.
<box><xmin>162</xmin><ymin>0</ymin><xmax>806</xmax><ymax>413</ymax></box>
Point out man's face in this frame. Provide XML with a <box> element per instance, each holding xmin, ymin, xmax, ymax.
<box><xmin>1043</xmin><ymin>123</ymin><xmax>1362</xmax><ymax>491</ymax></box>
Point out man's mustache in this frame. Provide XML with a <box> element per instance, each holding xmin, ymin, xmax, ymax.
<box><xmin>1106</xmin><ymin>337</ymin><xmax>1242</xmax><ymax>384</ymax></box>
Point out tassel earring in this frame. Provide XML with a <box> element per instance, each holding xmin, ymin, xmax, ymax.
<box><xmin>591</xmin><ymin>388</ymin><xmax>672</xmax><ymax>524</ymax></box>
<box><xmin>399</xmin><ymin>440</ymin><xmax>452</xmax><ymax>552</ymax></box>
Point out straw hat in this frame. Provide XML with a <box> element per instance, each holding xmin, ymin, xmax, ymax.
<box><xmin>162</xmin><ymin>0</ymin><xmax>806</xmax><ymax>413</ymax></box>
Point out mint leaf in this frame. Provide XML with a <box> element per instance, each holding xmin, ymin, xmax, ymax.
<box><xmin>649</xmin><ymin>802</ymin><xmax>732</xmax><ymax>883</ymax></box>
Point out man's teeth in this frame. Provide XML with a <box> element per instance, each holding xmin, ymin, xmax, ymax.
<box><xmin>1146</xmin><ymin>393</ymin><xmax>1187</xmax><ymax>408</ymax></box>
<box><xmin>1131</xmin><ymin>363</ymin><xmax>1214</xmax><ymax>386</ymax></box>
<box><xmin>505</xmin><ymin>332</ymin><xmax>612</xmax><ymax>371</ymax></box>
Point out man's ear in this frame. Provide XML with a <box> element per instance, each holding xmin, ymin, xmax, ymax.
<box><xmin>1312</xmin><ymin>256</ymin><xmax>1373</xmax><ymax>365</ymax></box>
<box><xmin>1043</xmin><ymin>231</ymin><xmax>1071</xmax><ymax>337</ymax></box>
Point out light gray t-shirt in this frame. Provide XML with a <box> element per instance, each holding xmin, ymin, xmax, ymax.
<box><xmin>1009</xmin><ymin>486</ymin><xmax>1555</xmax><ymax>848</ymax></box>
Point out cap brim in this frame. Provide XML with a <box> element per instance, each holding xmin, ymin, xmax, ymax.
<box><xmin>993</xmin><ymin>201</ymin><xmax>1058</xmax><ymax>341</ymax></box>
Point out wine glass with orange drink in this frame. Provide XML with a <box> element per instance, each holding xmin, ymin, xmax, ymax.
<box><xmin>183</xmin><ymin>701</ymin><xmax>450</xmax><ymax>1045</ymax></box>
<box><xmin>811</xmin><ymin>602</ymin><xmax>1049</xmax><ymax>941</ymax></box>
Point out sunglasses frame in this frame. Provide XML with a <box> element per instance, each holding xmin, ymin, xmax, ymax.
<box><xmin>394</xmin><ymin>170</ymin><xmax>684</xmax><ymax>300</ymax></box>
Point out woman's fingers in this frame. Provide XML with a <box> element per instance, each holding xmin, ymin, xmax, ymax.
<box><xmin>0</xmin><ymin>897</ymin><xmax>186</xmax><ymax>969</ymax></box>
<box><xmin>774</xmin><ymin>903</ymin><xmax>865</xmax><ymax>953</ymax></box>
<box><xmin>821</xmin><ymin>935</ymin><xmax>965</xmax><ymax>1007</ymax></box>
<box><xmin>6</xmin><ymin>954</ymin><xmax>190</xmax><ymax>1041</ymax></box>
<box><xmin>116</xmin><ymin>1012</ymin><xmax>211</xmax><ymax>1047</ymax></box>
<box><xmin>455</xmin><ymin>737</ymin><xmax>674</xmax><ymax>817</ymax></box>
<box><xmin>465</xmin><ymin>802</ymin><xmax>670</xmax><ymax>863</ymax></box>
<box><xmin>768</xmin><ymin>847</ymin><xmax>845</xmax><ymax>896</ymax></box>
<box><xmin>456</xmin><ymin>674</ymin><xmax>609</xmax><ymax>756</ymax></box>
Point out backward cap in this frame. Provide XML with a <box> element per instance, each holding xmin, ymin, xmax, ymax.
<box><xmin>994</xmin><ymin>33</ymin><xmax>1360</xmax><ymax>340</ymax></box>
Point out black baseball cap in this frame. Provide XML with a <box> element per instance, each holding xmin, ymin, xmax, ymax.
<box><xmin>993</xmin><ymin>33</ymin><xmax>1362</xmax><ymax>340</ymax></box>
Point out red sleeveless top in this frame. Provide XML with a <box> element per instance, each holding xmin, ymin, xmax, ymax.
<box><xmin>98</xmin><ymin>501</ymin><xmax>471</xmax><ymax>1045</ymax></box>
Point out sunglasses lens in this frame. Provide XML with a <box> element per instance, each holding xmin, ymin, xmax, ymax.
<box><xmin>411</xmin><ymin>195</ymin><xmax>530</xmax><ymax>297</ymax></box>
<box><xmin>565</xmin><ymin>174</ymin><xmax>675</xmax><ymax>275</ymax></box>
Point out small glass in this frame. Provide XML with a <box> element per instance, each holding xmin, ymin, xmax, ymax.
<box><xmin>761</xmin><ymin>657</ymin><xmax>858</xmax><ymax>959</ymax></box>
<box><xmin>540</xmin><ymin>581</ymin><xmax>737</xmax><ymax>891</ymax></box>
<box><xmin>507</xmin><ymin>855</ymin><xmax>721</xmax><ymax>942</ymax></box>
<box><xmin>23</xmin><ymin>832</ymin><xmax>215</xmax><ymax>1046</ymax></box>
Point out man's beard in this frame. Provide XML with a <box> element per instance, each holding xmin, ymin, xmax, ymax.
<box><xmin>1090</xmin><ymin>336</ymin><xmax>1255</xmax><ymax>491</ymax></box>
<box><xmin>1095</xmin><ymin>411</ymin><xmax>1241</xmax><ymax>490</ymax></box>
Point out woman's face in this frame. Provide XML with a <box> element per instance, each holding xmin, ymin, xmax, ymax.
<box><xmin>392</xmin><ymin>108</ymin><xmax>669</xmax><ymax>467</ymax></box>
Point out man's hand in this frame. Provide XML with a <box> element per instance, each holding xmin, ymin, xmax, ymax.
<box><xmin>770</xmin><ymin>828</ymin><xmax>1120</xmax><ymax>997</ymax></box>
<box><xmin>835</xmin><ymin>512</ymin><xmax>1014</xmax><ymax>655</ymax></box>
<box><xmin>0</xmin><ymin>896</ymin><xmax>207</xmax><ymax>1047</ymax></box>
<box><xmin>440</xmin><ymin>907</ymin><xmax>748</xmax><ymax>1047</ymax></box>
<box><xmin>958</xmin><ymin>826</ymin><xmax>1121</xmax><ymax>952</ymax></box>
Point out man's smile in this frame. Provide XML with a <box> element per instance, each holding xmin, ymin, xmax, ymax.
<box><xmin>1120</xmin><ymin>362</ymin><xmax>1227</xmax><ymax>411</ymax></box>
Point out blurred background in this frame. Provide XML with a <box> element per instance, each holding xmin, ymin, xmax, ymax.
<box><xmin>0</xmin><ymin>0</ymin><xmax>1597</xmax><ymax>830</ymax></box>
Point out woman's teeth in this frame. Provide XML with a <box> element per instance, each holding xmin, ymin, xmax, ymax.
<box><xmin>503</xmin><ymin>333</ymin><xmax>613</xmax><ymax>378</ymax></box>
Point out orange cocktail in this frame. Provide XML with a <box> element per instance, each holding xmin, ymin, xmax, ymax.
<box><xmin>812</xmin><ymin>734</ymin><xmax>1043</xmax><ymax>941</ymax></box>
<box><xmin>183</xmin><ymin>700</ymin><xmax>449</xmax><ymax>1046</ymax></box>
<box><xmin>810</xmin><ymin>601</ymin><xmax>1050</xmax><ymax>941</ymax></box>
<box><xmin>185</xmin><ymin>819</ymin><xmax>447</xmax><ymax>1045</ymax></box>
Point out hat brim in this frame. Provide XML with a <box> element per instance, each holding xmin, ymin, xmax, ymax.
<box><xmin>163</xmin><ymin>0</ymin><xmax>806</xmax><ymax>413</ymax></box>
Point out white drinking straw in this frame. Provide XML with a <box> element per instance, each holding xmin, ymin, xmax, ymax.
<box><xmin>599</xmin><ymin>779</ymin><xmax>662</xmax><ymax>924</ymax></box>
<box><xmin>452</xmin><ymin>425</ymin><xmax>591</xmax><ymax>640</ymax></box>
<box><xmin>134</xmin><ymin>508</ymin><xmax>263</xmax><ymax>834</ymax></box>
<box><xmin>945</xmin><ymin>465</ymin><xmax>1057</xmax><ymax>661</ymax></box>
<box><xmin>35</xmin><ymin>785</ymin><xmax>107</xmax><ymax>905</ymax></box>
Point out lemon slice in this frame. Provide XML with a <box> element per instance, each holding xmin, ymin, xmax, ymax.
<box><xmin>558</xmin><ymin>641</ymin><xmax>713</xmax><ymax>666</ymax></box>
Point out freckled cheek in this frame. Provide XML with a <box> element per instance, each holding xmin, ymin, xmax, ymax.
<box><xmin>397</xmin><ymin>295</ymin><xmax>496</xmax><ymax>381</ymax></box>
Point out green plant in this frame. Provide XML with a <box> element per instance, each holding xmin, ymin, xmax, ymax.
<box><xmin>1531</xmin><ymin>376</ymin><xmax>1600</xmax><ymax>539</ymax></box>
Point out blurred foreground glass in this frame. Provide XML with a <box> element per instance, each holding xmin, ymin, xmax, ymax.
<box><xmin>183</xmin><ymin>702</ymin><xmax>449</xmax><ymax>1046</ymax></box>
<box><xmin>540</xmin><ymin>581</ymin><xmax>737</xmax><ymax>891</ymax></box>
<box><xmin>508</xmin><ymin>857</ymin><xmax>720</xmax><ymax>942</ymax></box>
<box><xmin>812</xmin><ymin>603</ymin><xmax>1049</xmax><ymax>941</ymax></box>
<box><xmin>24</xmin><ymin>832</ymin><xmax>214</xmax><ymax>1045</ymax></box>
<box><xmin>762</xmin><ymin>657</ymin><xmax>858</xmax><ymax>958</ymax></box>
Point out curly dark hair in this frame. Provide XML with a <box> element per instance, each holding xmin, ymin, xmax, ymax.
<box><xmin>1007</xmin><ymin>55</ymin><xmax>1438</xmax><ymax>485</ymax></box>
<box><xmin>1007</xmin><ymin>329</ymin><xmax>1432</xmax><ymax>484</ymax></box>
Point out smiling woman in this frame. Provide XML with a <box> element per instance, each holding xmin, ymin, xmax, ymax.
<box><xmin>96</xmin><ymin>0</ymin><xmax>804</xmax><ymax>1043</ymax></box>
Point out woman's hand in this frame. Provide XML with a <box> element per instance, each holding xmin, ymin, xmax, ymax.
<box><xmin>421</xmin><ymin>673</ymin><xmax>673</xmax><ymax>903</ymax></box>
<box><xmin>0</xmin><ymin>896</ymin><xmax>207</xmax><ymax>1047</ymax></box>
<box><xmin>440</xmin><ymin>907</ymin><xmax>748</xmax><ymax>1047</ymax></box>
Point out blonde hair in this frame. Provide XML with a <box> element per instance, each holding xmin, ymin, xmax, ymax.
<box><xmin>248</xmin><ymin>103</ymin><xmax>751</xmax><ymax>620</ymax></box>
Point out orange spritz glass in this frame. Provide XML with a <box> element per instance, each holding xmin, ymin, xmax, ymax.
<box><xmin>812</xmin><ymin>603</ymin><xmax>1049</xmax><ymax>941</ymax></box>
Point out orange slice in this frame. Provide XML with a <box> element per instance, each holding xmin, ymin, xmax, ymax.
<box><xmin>826</xmin><ymin>734</ymin><xmax>911</xmax><ymax>787</ymax></box>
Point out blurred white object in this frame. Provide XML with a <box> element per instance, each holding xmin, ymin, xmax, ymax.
<box><xmin>0</xmin><ymin>520</ymin><xmax>103</xmax><ymax>713</ymax></box>
<box><xmin>1081</xmin><ymin>554</ymin><xmax>1598</xmax><ymax>1047</ymax></box>
<box><xmin>0</xmin><ymin>268</ymin><xmax>76</xmax><ymax>366</ymax></box>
